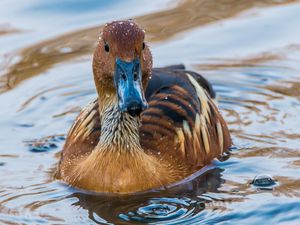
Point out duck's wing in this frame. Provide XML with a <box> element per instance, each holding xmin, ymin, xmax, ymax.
<box><xmin>140</xmin><ymin>66</ymin><xmax>231</xmax><ymax>169</ymax></box>
<box><xmin>145</xmin><ymin>65</ymin><xmax>215</xmax><ymax>99</ymax></box>
<box><xmin>58</xmin><ymin>99</ymin><xmax>101</xmax><ymax>164</ymax></box>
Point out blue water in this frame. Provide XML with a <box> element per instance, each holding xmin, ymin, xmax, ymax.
<box><xmin>1</xmin><ymin>0</ymin><xmax>300</xmax><ymax>224</ymax></box>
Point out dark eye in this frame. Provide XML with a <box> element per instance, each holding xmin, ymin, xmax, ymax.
<box><xmin>104</xmin><ymin>43</ymin><xmax>109</xmax><ymax>52</ymax></box>
<box><xmin>142</xmin><ymin>42</ymin><xmax>145</xmax><ymax>50</ymax></box>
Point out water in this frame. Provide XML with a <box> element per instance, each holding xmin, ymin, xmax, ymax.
<box><xmin>1</xmin><ymin>0</ymin><xmax>300</xmax><ymax>224</ymax></box>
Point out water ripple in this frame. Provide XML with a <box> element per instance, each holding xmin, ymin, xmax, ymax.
<box><xmin>119</xmin><ymin>197</ymin><xmax>204</xmax><ymax>224</ymax></box>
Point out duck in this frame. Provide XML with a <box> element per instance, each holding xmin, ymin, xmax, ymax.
<box><xmin>55</xmin><ymin>20</ymin><xmax>232</xmax><ymax>194</ymax></box>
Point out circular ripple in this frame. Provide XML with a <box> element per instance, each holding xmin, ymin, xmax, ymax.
<box><xmin>119</xmin><ymin>197</ymin><xmax>204</xmax><ymax>224</ymax></box>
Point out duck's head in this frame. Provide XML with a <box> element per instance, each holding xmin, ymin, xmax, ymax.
<box><xmin>93</xmin><ymin>20</ymin><xmax>152</xmax><ymax>117</ymax></box>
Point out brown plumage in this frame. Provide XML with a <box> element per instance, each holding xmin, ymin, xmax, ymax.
<box><xmin>56</xmin><ymin>20</ymin><xmax>232</xmax><ymax>194</ymax></box>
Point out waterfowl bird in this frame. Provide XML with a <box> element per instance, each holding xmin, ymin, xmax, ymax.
<box><xmin>56</xmin><ymin>20</ymin><xmax>231</xmax><ymax>194</ymax></box>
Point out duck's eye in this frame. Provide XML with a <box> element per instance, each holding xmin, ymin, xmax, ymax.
<box><xmin>104</xmin><ymin>43</ymin><xmax>109</xmax><ymax>52</ymax></box>
<box><xmin>142</xmin><ymin>42</ymin><xmax>145</xmax><ymax>50</ymax></box>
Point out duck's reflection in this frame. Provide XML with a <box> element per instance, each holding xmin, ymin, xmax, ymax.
<box><xmin>69</xmin><ymin>167</ymin><xmax>224</xmax><ymax>224</ymax></box>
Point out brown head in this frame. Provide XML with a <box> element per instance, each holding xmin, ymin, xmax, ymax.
<box><xmin>93</xmin><ymin>20</ymin><xmax>153</xmax><ymax>117</ymax></box>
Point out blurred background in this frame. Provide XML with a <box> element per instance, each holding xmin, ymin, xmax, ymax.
<box><xmin>0</xmin><ymin>0</ymin><xmax>300</xmax><ymax>224</ymax></box>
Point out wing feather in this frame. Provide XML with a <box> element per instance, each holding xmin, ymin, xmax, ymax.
<box><xmin>140</xmin><ymin>67</ymin><xmax>231</xmax><ymax>169</ymax></box>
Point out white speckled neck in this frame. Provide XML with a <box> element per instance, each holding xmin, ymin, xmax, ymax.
<box><xmin>96</xmin><ymin>97</ymin><xmax>142</xmax><ymax>152</ymax></box>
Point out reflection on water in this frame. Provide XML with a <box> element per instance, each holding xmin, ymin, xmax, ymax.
<box><xmin>1</xmin><ymin>0</ymin><xmax>300</xmax><ymax>224</ymax></box>
<box><xmin>0</xmin><ymin>0</ymin><xmax>298</xmax><ymax>93</ymax></box>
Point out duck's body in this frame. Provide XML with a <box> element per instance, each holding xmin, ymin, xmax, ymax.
<box><xmin>56</xmin><ymin>21</ymin><xmax>231</xmax><ymax>194</ymax></box>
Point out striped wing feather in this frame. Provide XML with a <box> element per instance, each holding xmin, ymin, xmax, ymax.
<box><xmin>140</xmin><ymin>67</ymin><xmax>231</xmax><ymax>170</ymax></box>
<box><xmin>58</xmin><ymin>99</ymin><xmax>101</xmax><ymax>165</ymax></box>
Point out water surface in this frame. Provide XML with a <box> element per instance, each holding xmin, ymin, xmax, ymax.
<box><xmin>1</xmin><ymin>0</ymin><xmax>300</xmax><ymax>224</ymax></box>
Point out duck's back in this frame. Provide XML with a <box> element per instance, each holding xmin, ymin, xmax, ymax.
<box><xmin>140</xmin><ymin>65</ymin><xmax>231</xmax><ymax>171</ymax></box>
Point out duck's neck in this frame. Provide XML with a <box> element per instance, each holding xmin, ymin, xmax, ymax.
<box><xmin>96</xmin><ymin>95</ymin><xmax>142</xmax><ymax>152</ymax></box>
